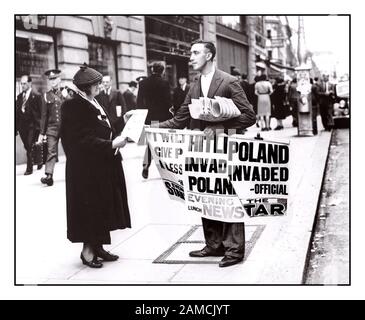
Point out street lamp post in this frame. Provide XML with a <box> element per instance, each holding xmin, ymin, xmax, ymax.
<box><xmin>296</xmin><ymin>16</ymin><xmax>313</xmax><ymax>136</ymax></box>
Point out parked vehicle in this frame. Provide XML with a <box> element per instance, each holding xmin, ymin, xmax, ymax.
<box><xmin>333</xmin><ymin>80</ymin><xmax>349</xmax><ymax>128</ymax></box>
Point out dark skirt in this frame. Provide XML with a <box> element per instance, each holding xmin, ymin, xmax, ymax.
<box><xmin>272</xmin><ymin>102</ymin><xmax>290</xmax><ymax>120</ymax></box>
<box><xmin>66</xmin><ymin>156</ymin><xmax>131</xmax><ymax>245</ymax></box>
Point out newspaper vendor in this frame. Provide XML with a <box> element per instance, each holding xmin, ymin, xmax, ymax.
<box><xmin>159</xmin><ymin>40</ymin><xmax>256</xmax><ymax>268</ymax></box>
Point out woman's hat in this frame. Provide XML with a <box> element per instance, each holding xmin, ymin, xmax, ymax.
<box><xmin>73</xmin><ymin>63</ymin><xmax>102</xmax><ymax>86</ymax></box>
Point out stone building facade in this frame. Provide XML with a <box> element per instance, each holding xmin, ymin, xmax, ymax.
<box><xmin>15</xmin><ymin>15</ymin><xmax>296</xmax><ymax>163</ymax></box>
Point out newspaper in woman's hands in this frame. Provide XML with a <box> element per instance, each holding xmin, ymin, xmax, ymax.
<box><xmin>188</xmin><ymin>96</ymin><xmax>241</xmax><ymax>122</ymax></box>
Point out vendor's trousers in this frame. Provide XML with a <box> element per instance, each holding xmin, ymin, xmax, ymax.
<box><xmin>202</xmin><ymin>218</ymin><xmax>245</xmax><ymax>259</ymax></box>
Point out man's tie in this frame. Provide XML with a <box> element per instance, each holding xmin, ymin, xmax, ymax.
<box><xmin>21</xmin><ymin>92</ymin><xmax>27</xmax><ymax>113</ymax></box>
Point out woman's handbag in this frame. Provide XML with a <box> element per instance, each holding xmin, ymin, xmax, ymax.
<box><xmin>31</xmin><ymin>141</ymin><xmax>47</xmax><ymax>166</ymax></box>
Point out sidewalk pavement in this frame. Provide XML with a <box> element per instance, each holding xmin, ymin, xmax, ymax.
<box><xmin>15</xmin><ymin>116</ymin><xmax>332</xmax><ymax>284</ymax></box>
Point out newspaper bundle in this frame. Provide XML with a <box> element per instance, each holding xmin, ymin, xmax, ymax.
<box><xmin>188</xmin><ymin>96</ymin><xmax>241</xmax><ymax>122</ymax></box>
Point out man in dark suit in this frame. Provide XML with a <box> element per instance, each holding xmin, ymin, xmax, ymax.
<box><xmin>172</xmin><ymin>76</ymin><xmax>190</xmax><ymax>115</ymax></box>
<box><xmin>122</xmin><ymin>81</ymin><xmax>138</xmax><ymax>113</ymax></box>
<box><xmin>240</xmin><ymin>73</ymin><xmax>250</xmax><ymax>98</ymax></box>
<box><xmin>96</xmin><ymin>75</ymin><xmax>126</xmax><ymax>134</ymax></box>
<box><xmin>39</xmin><ymin>69</ymin><xmax>65</xmax><ymax>186</ymax></box>
<box><xmin>311</xmin><ymin>77</ymin><xmax>321</xmax><ymax>135</ymax></box>
<box><xmin>288</xmin><ymin>78</ymin><xmax>299</xmax><ymax>127</ymax></box>
<box><xmin>137</xmin><ymin>62</ymin><xmax>172</xmax><ymax>179</ymax></box>
<box><xmin>159</xmin><ymin>40</ymin><xmax>256</xmax><ymax>267</ymax></box>
<box><xmin>317</xmin><ymin>73</ymin><xmax>335</xmax><ymax>131</ymax></box>
<box><xmin>16</xmin><ymin>75</ymin><xmax>43</xmax><ymax>175</ymax></box>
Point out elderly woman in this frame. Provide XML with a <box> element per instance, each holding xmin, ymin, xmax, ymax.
<box><xmin>60</xmin><ymin>64</ymin><xmax>130</xmax><ymax>268</ymax></box>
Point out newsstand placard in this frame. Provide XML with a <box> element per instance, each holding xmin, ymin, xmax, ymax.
<box><xmin>145</xmin><ymin>128</ymin><xmax>290</xmax><ymax>223</ymax></box>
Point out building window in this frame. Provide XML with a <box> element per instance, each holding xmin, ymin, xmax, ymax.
<box><xmin>145</xmin><ymin>16</ymin><xmax>200</xmax><ymax>57</ymax></box>
<box><xmin>216</xmin><ymin>16</ymin><xmax>244</xmax><ymax>32</ymax></box>
<box><xmin>268</xmin><ymin>50</ymin><xmax>272</xmax><ymax>60</ymax></box>
<box><xmin>88</xmin><ymin>39</ymin><xmax>118</xmax><ymax>87</ymax></box>
<box><xmin>255</xmin><ymin>17</ymin><xmax>265</xmax><ymax>35</ymax></box>
<box><xmin>15</xmin><ymin>30</ymin><xmax>56</xmax><ymax>94</ymax></box>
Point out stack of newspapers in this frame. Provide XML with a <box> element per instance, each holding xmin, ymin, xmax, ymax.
<box><xmin>188</xmin><ymin>96</ymin><xmax>241</xmax><ymax>122</ymax></box>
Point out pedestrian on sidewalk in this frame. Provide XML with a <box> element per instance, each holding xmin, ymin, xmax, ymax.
<box><xmin>172</xmin><ymin>75</ymin><xmax>190</xmax><ymax>115</ymax></box>
<box><xmin>96</xmin><ymin>75</ymin><xmax>126</xmax><ymax>135</ymax></box>
<box><xmin>16</xmin><ymin>75</ymin><xmax>43</xmax><ymax>175</ymax></box>
<box><xmin>271</xmin><ymin>77</ymin><xmax>288</xmax><ymax>130</ymax></box>
<box><xmin>239</xmin><ymin>73</ymin><xmax>250</xmax><ymax>98</ymax></box>
<box><xmin>159</xmin><ymin>40</ymin><xmax>256</xmax><ymax>268</ymax></box>
<box><xmin>311</xmin><ymin>77</ymin><xmax>320</xmax><ymax>135</ymax></box>
<box><xmin>39</xmin><ymin>69</ymin><xmax>65</xmax><ymax>186</ymax></box>
<box><xmin>317</xmin><ymin>73</ymin><xmax>335</xmax><ymax>131</ymax></box>
<box><xmin>137</xmin><ymin>61</ymin><xmax>172</xmax><ymax>179</ymax></box>
<box><xmin>122</xmin><ymin>81</ymin><xmax>138</xmax><ymax>113</ymax></box>
<box><xmin>60</xmin><ymin>64</ymin><xmax>131</xmax><ymax>269</ymax></box>
<box><xmin>249</xmin><ymin>75</ymin><xmax>260</xmax><ymax>128</ymax></box>
<box><xmin>288</xmin><ymin>78</ymin><xmax>300</xmax><ymax>127</ymax></box>
<box><xmin>255</xmin><ymin>74</ymin><xmax>273</xmax><ymax>131</ymax></box>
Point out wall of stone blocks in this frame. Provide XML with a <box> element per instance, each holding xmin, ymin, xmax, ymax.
<box><xmin>50</xmin><ymin>15</ymin><xmax>148</xmax><ymax>91</ymax></box>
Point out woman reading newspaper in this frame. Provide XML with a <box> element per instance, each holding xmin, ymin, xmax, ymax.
<box><xmin>60</xmin><ymin>64</ymin><xmax>131</xmax><ymax>268</ymax></box>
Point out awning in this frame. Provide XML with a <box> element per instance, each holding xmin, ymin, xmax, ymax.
<box><xmin>255</xmin><ymin>62</ymin><xmax>267</xmax><ymax>69</ymax></box>
<box><xmin>268</xmin><ymin>60</ymin><xmax>296</xmax><ymax>71</ymax></box>
<box><xmin>268</xmin><ymin>64</ymin><xmax>283</xmax><ymax>73</ymax></box>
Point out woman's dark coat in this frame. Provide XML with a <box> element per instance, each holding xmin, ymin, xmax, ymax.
<box><xmin>272</xmin><ymin>83</ymin><xmax>289</xmax><ymax>120</ymax></box>
<box><xmin>60</xmin><ymin>94</ymin><xmax>131</xmax><ymax>244</ymax></box>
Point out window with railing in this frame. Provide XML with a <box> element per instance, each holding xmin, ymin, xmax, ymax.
<box><xmin>255</xmin><ymin>16</ymin><xmax>265</xmax><ymax>34</ymax></box>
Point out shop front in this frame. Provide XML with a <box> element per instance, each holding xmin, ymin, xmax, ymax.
<box><xmin>15</xmin><ymin>29</ymin><xmax>57</xmax><ymax>96</ymax></box>
<box><xmin>145</xmin><ymin>16</ymin><xmax>202</xmax><ymax>88</ymax></box>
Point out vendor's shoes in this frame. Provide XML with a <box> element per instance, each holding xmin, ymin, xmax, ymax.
<box><xmin>219</xmin><ymin>256</ymin><xmax>243</xmax><ymax>268</ymax></box>
<box><xmin>189</xmin><ymin>247</ymin><xmax>225</xmax><ymax>257</ymax></box>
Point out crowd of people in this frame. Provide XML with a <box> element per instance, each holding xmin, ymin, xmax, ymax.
<box><xmin>230</xmin><ymin>68</ymin><xmax>337</xmax><ymax>134</ymax></box>
<box><xmin>16</xmin><ymin>70</ymin><xmax>140</xmax><ymax>181</ymax></box>
<box><xmin>16</xmin><ymin>39</ymin><xmax>340</xmax><ymax>269</ymax></box>
<box><xmin>16</xmin><ymin>62</ymin><xmax>339</xmax><ymax>183</ymax></box>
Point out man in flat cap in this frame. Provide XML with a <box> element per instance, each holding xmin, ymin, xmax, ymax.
<box><xmin>38</xmin><ymin>69</ymin><xmax>65</xmax><ymax>186</ymax></box>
